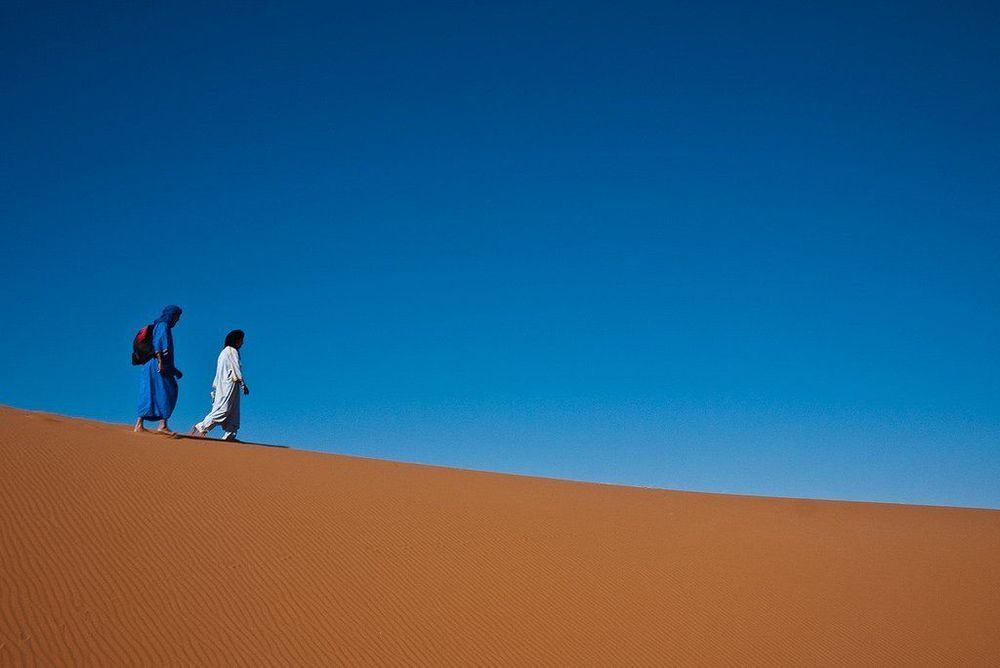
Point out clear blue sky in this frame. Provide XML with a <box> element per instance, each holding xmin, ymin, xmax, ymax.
<box><xmin>2</xmin><ymin>1</ymin><xmax>998</xmax><ymax>508</ymax></box>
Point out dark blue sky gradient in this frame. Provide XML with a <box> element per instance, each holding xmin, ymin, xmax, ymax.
<box><xmin>2</xmin><ymin>1</ymin><xmax>998</xmax><ymax>507</ymax></box>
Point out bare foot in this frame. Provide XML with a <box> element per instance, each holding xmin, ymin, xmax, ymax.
<box><xmin>190</xmin><ymin>426</ymin><xmax>207</xmax><ymax>437</ymax></box>
<box><xmin>134</xmin><ymin>424</ymin><xmax>148</xmax><ymax>433</ymax></box>
<box><xmin>156</xmin><ymin>427</ymin><xmax>176</xmax><ymax>436</ymax></box>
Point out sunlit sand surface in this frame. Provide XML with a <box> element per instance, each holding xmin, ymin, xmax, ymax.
<box><xmin>1</xmin><ymin>405</ymin><xmax>997</xmax><ymax>665</ymax></box>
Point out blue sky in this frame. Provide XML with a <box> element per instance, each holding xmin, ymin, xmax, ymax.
<box><xmin>2</xmin><ymin>1</ymin><xmax>998</xmax><ymax>508</ymax></box>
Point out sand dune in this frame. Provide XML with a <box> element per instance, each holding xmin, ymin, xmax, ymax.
<box><xmin>1</xmin><ymin>406</ymin><xmax>997</xmax><ymax>665</ymax></box>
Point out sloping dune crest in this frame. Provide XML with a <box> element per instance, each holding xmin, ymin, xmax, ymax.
<box><xmin>1</xmin><ymin>405</ymin><xmax>998</xmax><ymax>665</ymax></box>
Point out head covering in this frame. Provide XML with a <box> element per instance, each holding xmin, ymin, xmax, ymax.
<box><xmin>154</xmin><ymin>305</ymin><xmax>182</xmax><ymax>326</ymax></box>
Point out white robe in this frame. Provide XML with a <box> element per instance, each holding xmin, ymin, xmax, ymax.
<box><xmin>196</xmin><ymin>346</ymin><xmax>244</xmax><ymax>439</ymax></box>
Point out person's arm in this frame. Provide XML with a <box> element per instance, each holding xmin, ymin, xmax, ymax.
<box><xmin>152</xmin><ymin>324</ymin><xmax>170</xmax><ymax>374</ymax></box>
<box><xmin>152</xmin><ymin>323</ymin><xmax>182</xmax><ymax>377</ymax></box>
<box><xmin>228</xmin><ymin>347</ymin><xmax>244</xmax><ymax>383</ymax></box>
<box><xmin>229</xmin><ymin>347</ymin><xmax>249</xmax><ymax>394</ymax></box>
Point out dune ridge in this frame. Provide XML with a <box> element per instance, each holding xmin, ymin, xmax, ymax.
<box><xmin>1</xmin><ymin>405</ymin><xmax>998</xmax><ymax>665</ymax></box>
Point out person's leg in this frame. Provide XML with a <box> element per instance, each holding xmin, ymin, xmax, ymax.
<box><xmin>221</xmin><ymin>400</ymin><xmax>239</xmax><ymax>442</ymax></box>
<box><xmin>193</xmin><ymin>411</ymin><xmax>223</xmax><ymax>436</ymax></box>
<box><xmin>192</xmin><ymin>411</ymin><xmax>216</xmax><ymax>435</ymax></box>
<box><xmin>194</xmin><ymin>386</ymin><xmax>233</xmax><ymax>438</ymax></box>
<box><xmin>136</xmin><ymin>362</ymin><xmax>155</xmax><ymax>433</ymax></box>
<box><xmin>157</xmin><ymin>419</ymin><xmax>175</xmax><ymax>435</ymax></box>
<box><xmin>219</xmin><ymin>385</ymin><xmax>240</xmax><ymax>441</ymax></box>
<box><xmin>191</xmin><ymin>422</ymin><xmax>212</xmax><ymax>436</ymax></box>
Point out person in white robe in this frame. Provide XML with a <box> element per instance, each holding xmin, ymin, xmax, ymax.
<box><xmin>192</xmin><ymin>329</ymin><xmax>249</xmax><ymax>441</ymax></box>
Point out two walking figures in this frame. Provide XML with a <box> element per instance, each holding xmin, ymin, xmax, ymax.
<box><xmin>133</xmin><ymin>305</ymin><xmax>249</xmax><ymax>441</ymax></box>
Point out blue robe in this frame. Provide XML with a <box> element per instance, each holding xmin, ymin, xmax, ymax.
<box><xmin>137</xmin><ymin>321</ymin><xmax>179</xmax><ymax>420</ymax></box>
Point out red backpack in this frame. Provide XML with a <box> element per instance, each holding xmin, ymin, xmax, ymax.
<box><xmin>131</xmin><ymin>324</ymin><xmax>156</xmax><ymax>365</ymax></box>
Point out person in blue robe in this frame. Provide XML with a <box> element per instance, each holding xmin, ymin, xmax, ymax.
<box><xmin>134</xmin><ymin>305</ymin><xmax>184</xmax><ymax>435</ymax></box>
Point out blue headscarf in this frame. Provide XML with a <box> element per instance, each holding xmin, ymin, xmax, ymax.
<box><xmin>154</xmin><ymin>305</ymin><xmax>182</xmax><ymax>327</ymax></box>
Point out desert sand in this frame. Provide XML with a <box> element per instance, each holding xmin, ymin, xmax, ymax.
<box><xmin>1</xmin><ymin>405</ymin><xmax>998</xmax><ymax>665</ymax></box>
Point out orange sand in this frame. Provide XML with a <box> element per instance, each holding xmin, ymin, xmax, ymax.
<box><xmin>1</xmin><ymin>405</ymin><xmax>998</xmax><ymax>665</ymax></box>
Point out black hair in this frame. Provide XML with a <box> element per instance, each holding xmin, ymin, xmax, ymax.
<box><xmin>224</xmin><ymin>329</ymin><xmax>245</xmax><ymax>349</ymax></box>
